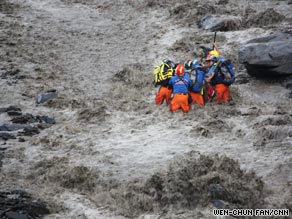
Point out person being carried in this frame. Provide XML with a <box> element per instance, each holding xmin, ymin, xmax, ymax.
<box><xmin>153</xmin><ymin>59</ymin><xmax>176</xmax><ymax>105</ymax></box>
<box><xmin>169</xmin><ymin>64</ymin><xmax>193</xmax><ymax>113</ymax></box>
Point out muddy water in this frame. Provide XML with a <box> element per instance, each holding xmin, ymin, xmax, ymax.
<box><xmin>0</xmin><ymin>0</ymin><xmax>292</xmax><ymax>218</ymax></box>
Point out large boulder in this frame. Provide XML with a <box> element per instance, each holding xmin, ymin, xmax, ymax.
<box><xmin>238</xmin><ymin>33</ymin><xmax>292</xmax><ymax>77</ymax></box>
<box><xmin>197</xmin><ymin>15</ymin><xmax>241</xmax><ymax>31</ymax></box>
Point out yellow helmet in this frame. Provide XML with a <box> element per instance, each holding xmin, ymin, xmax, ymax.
<box><xmin>209</xmin><ymin>50</ymin><xmax>220</xmax><ymax>57</ymax></box>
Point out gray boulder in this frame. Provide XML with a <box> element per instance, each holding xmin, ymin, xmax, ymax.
<box><xmin>238</xmin><ymin>33</ymin><xmax>292</xmax><ymax>77</ymax></box>
<box><xmin>36</xmin><ymin>89</ymin><xmax>57</xmax><ymax>104</ymax></box>
<box><xmin>197</xmin><ymin>15</ymin><xmax>241</xmax><ymax>31</ymax></box>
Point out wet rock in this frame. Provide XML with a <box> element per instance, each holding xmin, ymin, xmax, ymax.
<box><xmin>11</xmin><ymin>114</ymin><xmax>56</xmax><ymax>125</ymax></box>
<box><xmin>197</xmin><ymin>15</ymin><xmax>241</xmax><ymax>31</ymax></box>
<box><xmin>18</xmin><ymin>137</ymin><xmax>25</xmax><ymax>142</ymax></box>
<box><xmin>0</xmin><ymin>124</ymin><xmax>32</xmax><ymax>131</ymax></box>
<box><xmin>11</xmin><ymin>114</ymin><xmax>37</xmax><ymax>124</ymax></box>
<box><xmin>217</xmin><ymin>0</ymin><xmax>229</xmax><ymax>5</ymax></box>
<box><xmin>0</xmin><ymin>132</ymin><xmax>16</xmax><ymax>140</ymax></box>
<box><xmin>7</xmin><ymin>111</ymin><xmax>22</xmax><ymax>116</ymax></box>
<box><xmin>244</xmin><ymin>8</ymin><xmax>285</xmax><ymax>28</ymax></box>
<box><xmin>6</xmin><ymin>106</ymin><xmax>22</xmax><ymax>112</ymax></box>
<box><xmin>239</xmin><ymin>32</ymin><xmax>292</xmax><ymax>77</ymax></box>
<box><xmin>38</xmin><ymin>116</ymin><xmax>56</xmax><ymax>124</ymax></box>
<box><xmin>5</xmin><ymin>212</ymin><xmax>29</xmax><ymax>219</ymax></box>
<box><xmin>209</xmin><ymin>199</ymin><xmax>227</xmax><ymax>209</ymax></box>
<box><xmin>18</xmin><ymin>127</ymin><xmax>40</xmax><ymax>136</ymax></box>
<box><xmin>0</xmin><ymin>190</ymin><xmax>49</xmax><ymax>219</ymax></box>
<box><xmin>36</xmin><ymin>90</ymin><xmax>58</xmax><ymax>104</ymax></box>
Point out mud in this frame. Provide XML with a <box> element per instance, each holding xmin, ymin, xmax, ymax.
<box><xmin>0</xmin><ymin>0</ymin><xmax>292</xmax><ymax>218</ymax></box>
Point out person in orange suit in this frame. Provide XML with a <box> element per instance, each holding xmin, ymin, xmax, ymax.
<box><xmin>153</xmin><ymin>59</ymin><xmax>176</xmax><ymax>105</ymax></box>
<box><xmin>205</xmin><ymin>55</ymin><xmax>230</xmax><ymax>104</ymax></box>
<box><xmin>168</xmin><ymin>64</ymin><xmax>193</xmax><ymax>113</ymax></box>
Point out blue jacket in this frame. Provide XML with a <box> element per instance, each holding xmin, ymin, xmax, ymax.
<box><xmin>206</xmin><ymin>56</ymin><xmax>226</xmax><ymax>85</ymax></box>
<box><xmin>191</xmin><ymin>67</ymin><xmax>205</xmax><ymax>92</ymax></box>
<box><xmin>169</xmin><ymin>74</ymin><xmax>192</xmax><ymax>94</ymax></box>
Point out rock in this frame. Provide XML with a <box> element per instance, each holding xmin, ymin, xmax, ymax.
<box><xmin>18</xmin><ymin>127</ymin><xmax>40</xmax><ymax>136</ymax></box>
<box><xmin>11</xmin><ymin>114</ymin><xmax>38</xmax><ymax>124</ymax></box>
<box><xmin>197</xmin><ymin>15</ymin><xmax>241</xmax><ymax>31</ymax></box>
<box><xmin>217</xmin><ymin>0</ymin><xmax>229</xmax><ymax>5</ymax></box>
<box><xmin>38</xmin><ymin>116</ymin><xmax>56</xmax><ymax>124</ymax></box>
<box><xmin>7</xmin><ymin>111</ymin><xmax>22</xmax><ymax>116</ymax></box>
<box><xmin>238</xmin><ymin>32</ymin><xmax>292</xmax><ymax>77</ymax></box>
<box><xmin>46</xmin><ymin>88</ymin><xmax>57</xmax><ymax>93</ymax></box>
<box><xmin>5</xmin><ymin>212</ymin><xmax>28</xmax><ymax>219</ymax></box>
<box><xmin>209</xmin><ymin>199</ymin><xmax>227</xmax><ymax>209</ymax></box>
<box><xmin>18</xmin><ymin>137</ymin><xmax>25</xmax><ymax>142</ymax></box>
<box><xmin>36</xmin><ymin>91</ymin><xmax>57</xmax><ymax>104</ymax></box>
<box><xmin>0</xmin><ymin>133</ymin><xmax>16</xmax><ymax>140</ymax></box>
<box><xmin>6</xmin><ymin>106</ymin><xmax>21</xmax><ymax>112</ymax></box>
<box><xmin>0</xmin><ymin>124</ymin><xmax>33</xmax><ymax>131</ymax></box>
<box><xmin>245</xmin><ymin>8</ymin><xmax>285</xmax><ymax>28</ymax></box>
<box><xmin>0</xmin><ymin>190</ymin><xmax>49</xmax><ymax>218</ymax></box>
<box><xmin>288</xmin><ymin>0</ymin><xmax>292</xmax><ymax>5</ymax></box>
<box><xmin>11</xmin><ymin>114</ymin><xmax>56</xmax><ymax>125</ymax></box>
<box><xmin>36</xmin><ymin>123</ymin><xmax>53</xmax><ymax>130</ymax></box>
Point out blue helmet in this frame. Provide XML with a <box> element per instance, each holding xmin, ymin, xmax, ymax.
<box><xmin>163</xmin><ymin>59</ymin><xmax>175</xmax><ymax>69</ymax></box>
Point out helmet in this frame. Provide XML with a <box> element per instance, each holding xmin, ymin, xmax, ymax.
<box><xmin>184</xmin><ymin>59</ymin><xmax>193</xmax><ymax>70</ymax></box>
<box><xmin>209</xmin><ymin>50</ymin><xmax>220</xmax><ymax>57</ymax></box>
<box><xmin>176</xmin><ymin>64</ymin><xmax>185</xmax><ymax>76</ymax></box>
<box><xmin>163</xmin><ymin>59</ymin><xmax>175</xmax><ymax>69</ymax></box>
<box><xmin>206</xmin><ymin>55</ymin><xmax>217</xmax><ymax>62</ymax></box>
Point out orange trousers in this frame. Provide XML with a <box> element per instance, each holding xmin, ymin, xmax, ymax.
<box><xmin>170</xmin><ymin>93</ymin><xmax>190</xmax><ymax>113</ymax></box>
<box><xmin>155</xmin><ymin>86</ymin><xmax>173</xmax><ymax>105</ymax></box>
<box><xmin>215</xmin><ymin>84</ymin><xmax>229</xmax><ymax>103</ymax></box>
<box><xmin>189</xmin><ymin>91</ymin><xmax>204</xmax><ymax>106</ymax></box>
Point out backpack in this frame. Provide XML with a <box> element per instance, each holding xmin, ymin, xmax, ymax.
<box><xmin>190</xmin><ymin>66</ymin><xmax>205</xmax><ymax>93</ymax></box>
<box><xmin>153</xmin><ymin>60</ymin><xmax>175</xmax><ymax>85</ymax></box>
<box><xmin>218</xmin><ymin>59</ymin><xmax>235</xmax><ymax>86</ymax></box>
